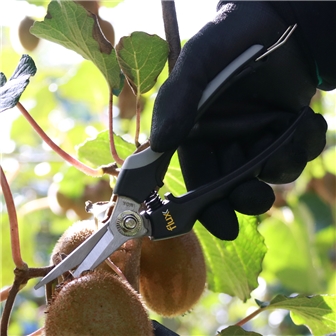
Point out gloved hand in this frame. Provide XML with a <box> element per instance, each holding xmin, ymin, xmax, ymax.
<box><xmin>150</xmin><ymin>2</ymin><xmax>328</xmax><ymax>240</ymax></box>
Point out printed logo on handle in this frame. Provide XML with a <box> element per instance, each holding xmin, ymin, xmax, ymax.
<box><xmin>162</xmin><ymin>209</ymin><xmax>176</xmax><ymax>231</ymax></box>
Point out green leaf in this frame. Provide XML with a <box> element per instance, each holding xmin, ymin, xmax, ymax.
<box><xmin>163</xmin><ymin>152</ymin><xmax>186</xmax><ymax>195</ymax></box>
<box><xmin>76</xmin><ymin>130</ymin><xmax>135</xmax><ymax>166</ymax></box>
<box><xmin>259</xmin><ymin>206</ymin><xmax>322</xmax><ymax>293</ymax></box>
<box><xmin>261</xmin><ymin>294</ymin><xmax>336</xmax><ymax>335</ymax></box>
<box><xmin>116</xmin><ymin>32</ymin><xmax>169</xmax><ymax>94</ymax></box>
<box><xmin>0</xmin><ymin>55</ymin><xmax>37</xmax><ymax>112</ymax></box>
<box><xmin>30</xmin><ymin>0</ymin><xmax>122</xmax><ymax>94</ymax></box>
<box><xmin>218</xmin><ymin>326</ymin><xmax>262</xmax><ymax>335</ymax></box>
<box><xmin>163</xmin><ymin>152</ymin><xmax>266</xmax><ymax>301</ymax></box>
<box><xmin>194</xmin><ymin>215</ymin><xmax>266</xmax><ymax>302</ymax></box>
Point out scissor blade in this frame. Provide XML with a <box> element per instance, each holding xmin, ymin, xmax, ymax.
<box><xmin>72</xmin><ymin>227</ymin><xmax>129</xmax><ymax>277</ymax></box>
<box><xmin>34</xmin><ymin>222</ymin><xmax>110</xmax><ymax>289</ymax></box>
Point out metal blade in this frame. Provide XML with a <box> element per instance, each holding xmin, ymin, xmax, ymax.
<box><xmin>72</xmin><ymin>228</ymin><xmax>129</xmax><ymax>277</ymax></box>
<box><xmin>34</xmin><ymin>222</ymin><xmax>110</xmax><ymax>289</ymax></box>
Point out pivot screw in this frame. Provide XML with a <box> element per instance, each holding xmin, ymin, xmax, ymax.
<box><xmin>123</xmin><ymin>216</ymin><xmax>137</xmax><ymax>230</ymax></box>
<box><xmin>116</xmin><ymin>210</ymin><xmax>142</xmax><ymax>236</ymax></box>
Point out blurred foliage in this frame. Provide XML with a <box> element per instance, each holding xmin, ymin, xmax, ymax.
<box><xmin>1</xmin><ymin>0</ymin><xmax>336</xmax><ymax>335</ymax></box>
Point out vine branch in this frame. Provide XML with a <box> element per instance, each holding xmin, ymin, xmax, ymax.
<box><xmin>0</xmin><ymin>266</ymin><xmax>54</xmax><ymax>336</ymax></box>
<box><xmin>0</xmin><ymin>166</ymin><xmax>27</xmax><ymax>270</ymax></box>
<box><xmin>108</xmin><ymin>89</ymin><xmax>124</xmax><ymax>165</ymax></box>
<box><xmin>235</xmin><ymin>307</ymin><xmax>264</xmax><ymax>327</ymax></box>
<box><xmin>161</xmin><ymin>0</ymin><xmax>181</xmax><ymax>72</ymax></box>
<box><xmin>16</xmin><ymin>102</ymin><xmax>104</xmax><ymax>177</ymax></box>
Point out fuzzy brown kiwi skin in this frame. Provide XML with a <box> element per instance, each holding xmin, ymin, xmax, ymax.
<box><xmin>51</xmin><ymin>220</ymin><xmax>142</xmax><ymax>290</ymax></box>
<box><xmin>45</xmin><ymin>271</ymin><xmax>153</xmax><ymax>336</ymax></box>
<box><xmin>140</xmin><ymin>230</ymin><xmax>206</xmax><ymax>317</ymax></box>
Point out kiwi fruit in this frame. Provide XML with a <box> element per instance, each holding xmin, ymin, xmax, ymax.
<box><xmin>48</xmin><ymin>180</ymin><xmax>112</xmax><ymax>220</ymax></box>
<box><xmin>75</xmin><ymin>0</ymin><xmax>100</xmax><ymax>15</ymax></box>
<box><xmin>74</xmin><ymin>0</ymin><xmax>115</xmax><ymax>47</ymax></box>
<box><xmin>139</xmin><ymin>231</ymin><xmax>206</xmax><ymax>317</ymax></box>
<box><xmin>51</xmin><ymin>220</ymin><xmax>142</xmax><ymax>289</ymax></box>
<box><xmin>118</xmin><ymin>81</ymin><xmax>138</xmax><ymax>120</ymax></box>
<box><xmin>18</xmin><ymin>17</ymin><xmax>40</xmax><ymax>51</ymax></box>
<box><xmin>98</xmin><ymin>18</ymin><xmax>115</xmax><ymax>46</ymax></box>
<box><xmin>45</xmin><ymin>271</ymin><xmax>153</xmax><ymax>335</ymax></box>
<box><xmin>51</xmin><ymin>220</ymin><xmax>114</xmax><ymax>275</ymax></box>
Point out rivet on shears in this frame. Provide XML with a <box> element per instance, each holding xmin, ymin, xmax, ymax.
<box><xmin>255</xmin><ymin>24</ymin><xmax>297</xmax><ymax>61</ymax></box>
<box><xmin>116</xmin><ymin>210</ymin><xmax>143</xmax><ymax>236</ymax></box>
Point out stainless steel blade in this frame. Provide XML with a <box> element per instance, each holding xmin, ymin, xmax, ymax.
<box><xmin>34</xmin><ymin>222</ymin><xmax>110</xmax><ymax>289</ymax></box>
<box><xmin>72</xmin><ymin>227</ymin><xmax>129</xmax><ymax>277</ymax></box>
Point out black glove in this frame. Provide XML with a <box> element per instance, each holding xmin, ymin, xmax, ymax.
<box><xmin>150</xmin><ymin>2</ymin><xmax>327</xmax><ymax>240</ymax></box>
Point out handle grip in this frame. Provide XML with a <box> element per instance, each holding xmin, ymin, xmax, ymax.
<box><xmin>114</xmin><ymin>45</ymin><xmax>265</xmax><ymax>203</ymax></box>
<box><xmin>147</xmin><ymin>110</ymin><xmax>307</xmax><ymax>239</ymax></box>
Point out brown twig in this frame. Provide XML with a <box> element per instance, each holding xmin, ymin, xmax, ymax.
<box><xmin>0</xmin><ymin>166</ymin><xmax>27</xmax><ymax>270</ymax></box>
<box><xmin>161</xmin><ymin>0</ymin><xmax>181</xmax><ymax>72</ymax></box>
<box><xmin>0</xmin><ymin>265</ymin><xmax>54</xmax><ymax>335</ymax></box>
<box><xmin>100</xmin><ymin>162</ymin><xmax>120</xmax><ymax>176</ymax></box>
<box><xmin>133</xmin><ymin>139</ymin><xmax>150</xmax><ymax>154</ymax></box>
<box><xmin>16</xmin><ymin>102</ymin><xmax>104</xmax><ymax>177</ymax></box>
<box><xmin>108</xmin><ymin>90</ymin><xmax>124</xmax><ymax>165</ymax></box>
<box><xmin>0</xmin><ymin>275</ymin><xmax>22</xmax><ymax>336</ymax></box>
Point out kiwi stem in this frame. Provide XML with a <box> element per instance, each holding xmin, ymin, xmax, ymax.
<box><xmin>16</xmin><ymin>102</ymin><xmax>104</xmax><ymax>177</ymax></box>
<box><xmin>134</xmin><ymin>94</ymin><xmax>141</xmax><ymax>148</ymax></box>
<box><xmin>161</xmin><ymin>0</ymin><xmax>181</xmax><ymax>73</ymax></box>
<box><xmin>108</xmin><ymin>90</ymin><xmax>124</xmax><ymax>165</ymax></box>
<box><xmin>0</xmin><ymin>166</ymin><xmax>27</xmax><ymax>270</ymax></box>
<box><xmin>235</xmin><ymin>307</ymin><xmax>264</xmax><ymax>327</ymax></box>
<box><xmin>105</xmin><ymin>257</ymin><xmax>128</xmax><ymax>283</ymax></box>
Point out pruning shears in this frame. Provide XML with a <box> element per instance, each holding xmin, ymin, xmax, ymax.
<box><xmin>35</xmin><ymin>24</ymin><xmax>301</xmax><ymax>289</ymax></box>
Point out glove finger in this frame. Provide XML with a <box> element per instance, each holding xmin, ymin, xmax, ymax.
<box><xmin>229</xmin><ymin>178</ymin><xmax>275</xmax><ymax>215</ymax></box>
<box><xmin>151</xmin><ymin>2</ymin><xmax>289</xmax><ymax>152</ymax></box>
<box><xmin>199</xmin><ymin>199</ymin><xmax>239</xmax><ymax>241</ymax></box>
<box><xmin>259</xmin><ymin>142</ymin><xmax>308</xmax><ymax>184</ymax></box>
<box><xmin>178</xmin><ymin>141</ymin><xmax>239</xmax><ymax>240</ymax></box>
<box><xmin>259</xmin><ymin>107</ymin><xmax>327</xmax><ymax>184</ymax></box>
<box><xmin>292</xmin><ymin>107</ymin><xmax>327</xmax><ymax>161</ymax></box>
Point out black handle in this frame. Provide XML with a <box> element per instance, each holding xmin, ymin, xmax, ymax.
<box><xmin>114</xmin><ymin>45</ymin><xmax>265</xmax><ymax>203</ymax></box>
<box><xmin>114</xmin><ymin>149</ymin><xmax>174</xmax><ymax>203</ymax></box>
<box><xmin>147</xmin><ymin>110</ymin><xmax>306</xmax><ymax>239</ymax></box>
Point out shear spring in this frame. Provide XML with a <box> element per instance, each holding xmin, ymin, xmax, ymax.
<box><xmin>145</xmin><ymin>191</ymin><xmax>164</xmax><ymax>212</ymax></box>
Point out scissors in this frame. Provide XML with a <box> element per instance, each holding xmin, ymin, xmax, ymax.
<box><xmin>35</xmin><ymin>25</ymin><xmax>301</xmax><ymax>289</ymax></box>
